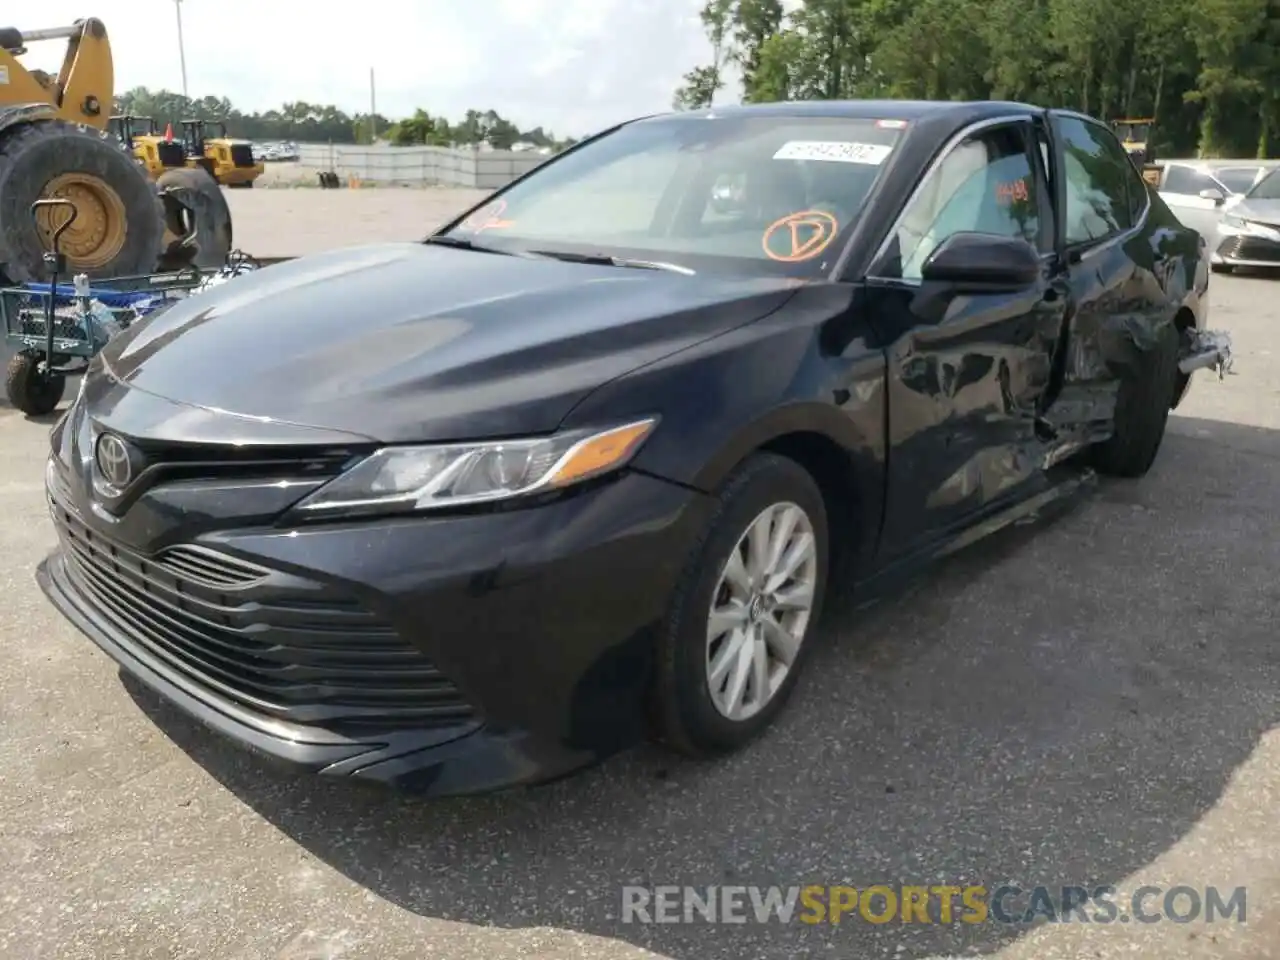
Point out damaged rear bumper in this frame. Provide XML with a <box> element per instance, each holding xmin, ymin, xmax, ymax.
<box><xmin>1179</xmin><ymin>328</ymin><xmax>1233</xmax><ymax>381</ymax></box>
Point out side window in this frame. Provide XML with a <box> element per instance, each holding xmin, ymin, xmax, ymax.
<box><xmin>887</xmin><ymin>124</ymin><xmax>1041</xmax><ymax>280</ymax></box>
<box><xmin>1162</xmin><ymin>165</ymin><xmax>1217</xmax><ymax>196</ymax></box>
<box><xmin>1214</xmin><ymin>167</ymin><xmax>1262</xmax><ymax>195</ymax></box>
<box><xmin>1055</xmin><ymin>116</ymin><xmax>1145</xmax><ymax>246</ymax></box>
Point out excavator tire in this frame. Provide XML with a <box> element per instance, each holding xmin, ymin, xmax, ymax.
<box><xmin>0</xmin><ymin>119</ymin><xmax>165</xmax><ymax>284</ymax></box>
<box><xmin>156</xmin><ymin>167</ymin><xmax>233</xmax><ymax>271</ymax></box>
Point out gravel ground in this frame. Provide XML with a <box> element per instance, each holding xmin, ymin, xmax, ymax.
<box><xmin>0</xmin><ymin>190</ymin><xmax>1277</xmax><ymax>960</ymax></box>
<box><xmin>226</xmin><ymin>182</ymin><xmax>492</xmax><ymax>257</ymax></box>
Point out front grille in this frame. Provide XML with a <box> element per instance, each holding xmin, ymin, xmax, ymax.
<box><xmin>156</xmin><ymin>141</ymin><xmax>186</xmax><ymax>168</ymax></box>
<box><xmin>118</xmin><ymin>437</ymin><xmax>365</xmax><ymax>486</ymax></box>
<box><xmin>1218</xmin><ymin>235</ymin><xmax>1280</xmax><ymax>264</ymax></box>
<box><xmin>50</xmin><ymin>495</ymin><xmax>476</xmax><ymax>729</ymax></box>
<box><xmin>230</xmin><ymin>144</ymin><xmax>255</xmax><ymax>168</ymax></box>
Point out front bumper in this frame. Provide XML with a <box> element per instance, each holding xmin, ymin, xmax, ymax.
<box><xmin>40</xmin><ymin>458</ymin><xmax>713</xmax><ymax>796</ymax></box>
<box><xmin>1210</xmin><ymin>222</ymin><xmax>1280</xmax><ymax>267</ymax></box>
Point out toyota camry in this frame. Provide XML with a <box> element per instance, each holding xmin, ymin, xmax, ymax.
<box><xmin>39</xmin><ymin>100</ymin><xmax>1230</xmax><ymax>796</ymax></box>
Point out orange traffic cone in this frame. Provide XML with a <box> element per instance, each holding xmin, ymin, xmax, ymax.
<box><xmin>164</xmin><ymin>123</ymin><xmax>174</xmax><ymax>141</ymax></box>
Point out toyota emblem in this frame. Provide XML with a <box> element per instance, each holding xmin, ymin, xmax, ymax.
<box><xmin>95</xmin><ymin>433</ymin><xmax>134</xmax><ymax>488</ymax></box>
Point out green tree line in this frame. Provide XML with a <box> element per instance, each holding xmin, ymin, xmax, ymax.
<box><xmin>114</xmin><ymin>87</ymin><xmax>577</xmax><ymax>150</ymax></box>
<box><xmin>673</xmin><ymin>0</ymin><xmax>1280</xmax><ymax>159</ymax></box>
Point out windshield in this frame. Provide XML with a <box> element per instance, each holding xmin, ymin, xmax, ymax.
<box><xmin>440</xmin><ymin>115</ymin><xmax>905</xmax><ymax>277</ymax></box>
<box><xmin>1246</xmin><ymin>168</ymin><xmax>1280</xmax><ymax>201</ymax></box>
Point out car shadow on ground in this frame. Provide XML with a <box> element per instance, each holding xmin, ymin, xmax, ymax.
<box><xmin>125</xmin><ymin>414</ymin><xmax>1280</xmax><ymax>960</ymax></box>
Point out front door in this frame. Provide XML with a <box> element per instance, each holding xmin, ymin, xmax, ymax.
<box><xmin>863</xmin><ymin>117</ymin><xmax>1069</xmax><ymax>560</ymax></box>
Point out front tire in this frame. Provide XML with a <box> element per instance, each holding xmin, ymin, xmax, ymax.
<box><xmin>1090</xmin><ymin>322</ymin><xmax>1180</xmax><ymax>478</ymax></box>
<box><xmin>654</xmin><ymin>453</ymin><xmax>829</xmax><ymax>758</ymax></box>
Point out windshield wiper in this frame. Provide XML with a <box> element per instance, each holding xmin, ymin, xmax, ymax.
<box><xmin>527</xmin><ymin>249</ymin><xmax>696</xmax><ymax>275</ymax></box>
<box><xmin>424</xmin><ymin>235</ymin><xmax>521</xmax><ymax>256</ymax></box>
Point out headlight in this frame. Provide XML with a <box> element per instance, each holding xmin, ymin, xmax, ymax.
<box><xmin>291</xmin><ymin>417</ymin><xmax>658</xmax><ymax>519</ymax></box>
<box><xmin>1222</xmin><ymin>214</ymin><xmax>1246</xmax><ymax>229</ymax></box>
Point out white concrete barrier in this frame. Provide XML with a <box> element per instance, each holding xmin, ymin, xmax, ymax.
<box><xmin>293</xmin><ymin>143</ymin><xmax>553</xmax><ymax>188</ymax></box>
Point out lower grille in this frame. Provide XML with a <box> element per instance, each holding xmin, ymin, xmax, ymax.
<box><xmin>1218</xmin><ymin>235</ymin><xmax>1280</xmax><ymax>264</ymax></box>
<box><xmin>50</xmin><ymin>497</ymin><xmax>476</xmax><ymax>729</ymax></box>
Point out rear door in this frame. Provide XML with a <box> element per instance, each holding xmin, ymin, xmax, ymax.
<box><xmin>1050</xmin><ymin>112</ymin><xmax>1169</xmax><ymax>413</ymax></box>
<box><xmin>861</xmin><ymin>116</ymin><xmax>1069</xmax><ymax>558</ymax></box>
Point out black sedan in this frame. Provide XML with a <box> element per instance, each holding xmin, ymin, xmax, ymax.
<box><xmin>38</xmin><ymin>100</ymin><xmax>1231</xmax><ymax>796</ymax></box>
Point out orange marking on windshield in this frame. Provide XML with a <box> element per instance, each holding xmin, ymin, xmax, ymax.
<box><xmin>461</xmin><ymin>200</ymin><xmax>514</xmax><ymax>232</ymax></box>
<box><xmin>762</xmin><ymin>210</ymin><xmax>839</xmax><ymax>262</ymax></box>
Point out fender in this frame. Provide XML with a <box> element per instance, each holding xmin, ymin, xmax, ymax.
<box><xmin>561</xmin><ymin>306</ymin><xmax>889</xmax><ymax>572</ymax></box>
<box><xmin>681</xmin><ymin>396</ymin><xmax>882</xmax><ymax>496</ymax></box>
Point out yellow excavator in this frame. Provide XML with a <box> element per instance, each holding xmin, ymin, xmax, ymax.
<box><xmin>0</xmin><ymin>18</ymin><xmax>233</xmax><ymax>284</ymax></box>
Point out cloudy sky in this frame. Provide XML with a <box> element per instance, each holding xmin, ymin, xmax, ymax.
<box><xmin>30</xmin><ymin>0</ymin><xmax>744</xmax><ymax>138</ymax></box>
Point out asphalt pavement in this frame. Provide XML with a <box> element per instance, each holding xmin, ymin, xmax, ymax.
<box><xmin>0</xmin><ymin>246</ymin><xmax>1276</xmax><ymax>959</ymax></box>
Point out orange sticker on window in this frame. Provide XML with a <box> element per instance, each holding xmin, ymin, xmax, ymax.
<box><xmin>762</xmin><ymin>210</ymin><xmax>839</xmax><ymax>262</ymax></box>
<box><xmin>995</xmin><ymin>179</ymin><xmax>1030</xmax><ymax>205</ymax></box>
<box><xmin>460</xmin><ymin>199</ymin><xmax>515</xmax><ymax>232</ymax></box>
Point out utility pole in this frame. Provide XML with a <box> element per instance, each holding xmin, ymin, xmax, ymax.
<box><xmin>369</xmin><ymin>68</ymin><xmax>377</xmax><ymax>143</ymax></box>
<box><xmin>174</xmin><ymin>0</ymin><xmax>189</xmax><ymax>99</ymax></box>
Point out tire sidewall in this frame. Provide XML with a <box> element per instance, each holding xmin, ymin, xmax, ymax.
<box><xmin>664</xmin><ymin>455</ymin><xmax>830</xmax><ymax>753</ymax></box>
<box><xmin>156</xmin><ymin>168</ymin><xmax>233</xmax><ymax>269</ymax></box>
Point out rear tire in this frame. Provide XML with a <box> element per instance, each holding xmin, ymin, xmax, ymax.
<box><xmin>5</xmin><ymin>350</ymin><xmax>66</xmax><ymax>416</ymax></box>
<box><xmin>654</xmin><ymin>453</ymin><xmax>829</xmax><ymax>758</ymax></box>
<box><xmin>0</xmin><ymin>120</ymin><xmax>165</xmax><ymax>284</ymax></box>
<box><xmin>1090</xmin><ymin>322</ymin><xmax>1180</xmax><ymax>478</ymax></box>
<box><xmin>156</xmin><ymin>167</ymin><xmax>233</xmax><ymax>271</ymax></box>
<box><xmin>1210</xmin><ymin>262</ymin><xmax>1234</xmax><ymax>275</ymax></box>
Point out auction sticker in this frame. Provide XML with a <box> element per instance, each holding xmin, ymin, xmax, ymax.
<box><xmin>772</xmin><ymin>141</ymin><xmax>893</xmax><ymax>165</ymax></box>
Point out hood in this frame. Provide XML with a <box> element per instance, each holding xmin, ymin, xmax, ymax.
<box><xmin>100</xmin><ymin>243</ymin><xmax>798</xmax><ymax>443</ymax></box>
<box><xmin>1231</xmin><ymin>197</ymin><xmax>1280</xmax><ymax>226</ymax></box>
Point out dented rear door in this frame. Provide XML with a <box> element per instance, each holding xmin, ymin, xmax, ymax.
<box><xmin>1039</xmin><ymin>113</ymin><xmax>1186</xmax><ymax>446</ymax></box>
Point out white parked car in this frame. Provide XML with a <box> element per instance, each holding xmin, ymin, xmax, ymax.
<box><xmin>1209</xmin><ymin>166</ymin><xmax>1280</xmax><ymax>273</ymax></box>
<box><xmin>1155</xmin><ymin>161</ymin><xmax>1267</xmax><ymax>239</ymax></box>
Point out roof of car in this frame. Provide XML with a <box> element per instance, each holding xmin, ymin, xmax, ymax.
<box><xmin>658</xmin><ymin>99</ymin><xmax>1042</xmax><ymax>124</ymax></box>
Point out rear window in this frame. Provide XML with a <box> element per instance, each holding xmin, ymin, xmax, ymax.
<box><xmin>443</xmin><ymin>115</ymin><xmax>906</xmax><ymax>277</ymax></box>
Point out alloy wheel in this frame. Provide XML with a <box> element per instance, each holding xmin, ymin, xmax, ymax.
<box><xmin>704</xmin><ymin>501</ymin><xmax>818</xmax><ymax>722</ymax></box>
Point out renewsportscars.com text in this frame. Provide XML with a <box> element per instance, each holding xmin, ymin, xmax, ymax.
<box><xmin>621</xmin><ymin>884</ymin><xmax>1247</xmax><ymax>926</ymax></box>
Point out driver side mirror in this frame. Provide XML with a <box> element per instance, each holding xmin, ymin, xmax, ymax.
<box><xmin>1199</xmin><ymin>187</ymin><xmax>1226</xmax><ymax>206</ymax></box>
<box><xmin>919</xmin><ymin>232</ymin><xmax>1041</xmax><ymax>291</ymax></box>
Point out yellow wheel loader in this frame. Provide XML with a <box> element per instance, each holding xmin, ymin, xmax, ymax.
<box><xmin>1111</xmin><ymin>118</ymin><xmax>1162</xmax><ymax>187</ymax></box>
<box><xmin>109</xmin><ymin>114</ymin><xmax>186</xmax><ymax>177</ymax></box>
<box><xmin>0</xmin><ymin>19</ymin><xmax>233</xmax><ymax>283</ymax></box>
<box><xmin>179</xmin><ymin>119</ymin><xmax>264</xmax><ymax>188</ymax></box>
